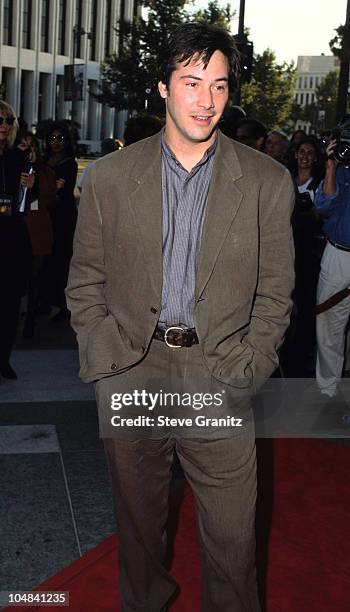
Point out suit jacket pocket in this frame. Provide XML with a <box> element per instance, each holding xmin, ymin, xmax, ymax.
<box><xmin>86</xmin><ymin>314</ymin><xmax>129</xmax><ymax>379</ymax></box>
<box><xmin>214</xmin><ymin>342</ymin><xmax>254</xmax><ymax>390</ymax></box>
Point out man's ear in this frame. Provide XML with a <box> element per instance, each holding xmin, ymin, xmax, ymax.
<box><xmin>158</xmin><ymin>81</ymin><xmax>168</xmax><ymax>99</ymax></box>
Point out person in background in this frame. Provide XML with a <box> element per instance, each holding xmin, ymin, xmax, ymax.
<box><xmin>265</xmin><ymin>130</ymin><xmax>289</xmax><ymax>164</ymax></box>
<box><xmin>315</xmin><ymin>136</ymin><xmax>350</xmax><ymax>399</ymax></box>
<box><xmin>17</xmin><ymin>131</ymin><xmax>36</xmax><ymax>154</ymax></box>
<box><xmin>235</xmin><ymin>118</ymin><xmax>268</xmax><ymax>151</ymax></box>
<box><xmin>291</xmin><ymin>129</ymin><xmax>307</xmax><ymax>145</ymax></box>
<box><xmin>285</xmin><ymin>137</ymin><xmax>324</xmax><ymax>375</ymax></box>
<box><xmin>219</xmin><ymin>105</ymin><xmax>246</xmax><ymax>139</ymax></box>
<box><xmin>42</xmin><ymin>122</ymin><xmax>78</xmax><ymax>320</ymax></box>
<box><xmin>77</xmin><ymin>138</ymin><xmax>122</xmax><ymax>194</ymax></box>
<box><xmin>285</xmin><ymin>129</ymin><xmax>307</xmax><ymax>168</ymax></box>
<box><xmin>123</xmin><ymin>114</ymin><xmax>163</xmax><ymax>146</ymax></box>
<box><xmin>0</xmin><ymin>100</ymin><xmax>34</xmax><ymax>380</ymax></box>
<box><xmin>22</xmin><ymin>136</ymin><xmax>57</xmax><ymax>337</ymax></box>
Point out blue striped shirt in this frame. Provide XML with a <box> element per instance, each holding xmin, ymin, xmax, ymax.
<box><xmin>159</xmin><ymin>136</ymin><xmax>217</xmax><ymax>327</ymax></box>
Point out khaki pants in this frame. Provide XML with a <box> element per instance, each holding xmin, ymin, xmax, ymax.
<box><xmin>100</xmin><ymin>340</ymin><xmax>260</xmax><ymax>612</ymax></box>
<box><xmin>316</xmin><ymin>242</ymin><xmax>350</xmax><ymax>396</ymax></box>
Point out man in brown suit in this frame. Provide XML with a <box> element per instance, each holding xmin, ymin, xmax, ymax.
<box><xmin>66</xmin><ymin>23</ymin><xmax>294</xmax><ymax>612</ymax></box>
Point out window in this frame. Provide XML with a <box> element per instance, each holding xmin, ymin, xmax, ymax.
<box><xmin>3</xmin><ymin>0</ymin><xmax>13</xmax><ymax>45</ymax></box>
<box><xmin>58</xmin><ymin>0</ymin><xmax>67</xmax><ymax>55</ymax></box>
<box><xmin>315</xmin><ymin>77</ymin><xmax>319</xmax><ymax>87</ymax></box>
<box><xmin>22</xmin><ymin>0</ymin><xmax>32</xmax><ymax>49</ymax></box>
<box><xmin>311</xmin><ymin>93</ymin><xmax>315</xmax><ymax>102</ymax></box>
<box><xmin>298</xmin><ymin>77</ymin><xmax>302</xmax><ymax>89</ymax></box>
<box><xmin>309</xmin><ymin>76</ymin><xmax>313</xmax><ymax>89</ymax></box>
<box><xmin>300</xmin><ymin>93</ymin><xmax>304</xmax><ymax>105</ymax></box>
<box><xmin>305</xmin><ymin>93</ymin><xmax>309</xmax><ymax>104</ymax></box>
<box><xmin>89</xmin><ymin>0</ymin><xmax>97</xmax><ymax>60</ymax></box>
<box><xmin>104</xmin><ymin>0</ymin><xmax>112</xmax><ymax>56</ymax></box>
<box><xmin>304</xmin><ymin>77</ymin><xmax>307</xmax><ymax>89</ymax></box>
<box><xmin>41</xmin><ymin>0</ymin><xmax>50</xmax><ymax>52</ymax></box>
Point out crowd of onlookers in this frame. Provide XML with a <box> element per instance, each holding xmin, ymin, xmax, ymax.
<box><xmin>0</xmin><ymin>98</ymin><xmax>348</xmax><ymax>402</ymax></box>
<box><xmin>0</xmin><ymin>101</ymin><xmax>79</xmax><ymax>379</ymax></box>
<box><xmin>0</xmin><ymin>105</ymin><xmax>166</xmax><ymax>381</ymax></box>
<box><xmin>221</xmin><ymin>107</ymin><xmax>334</xmax><ymax>383</ymax></box>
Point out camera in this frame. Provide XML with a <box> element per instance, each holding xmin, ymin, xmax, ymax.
<box><xmin>321</xmin><ymin>115</ymin><xmax>350</xmax><ymax>165</ymax></box>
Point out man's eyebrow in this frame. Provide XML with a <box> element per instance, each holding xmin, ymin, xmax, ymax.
<box><xmin>179</xmin><ymin>74</ymin><xmax>229</xmax><ymax>82</ymax></box>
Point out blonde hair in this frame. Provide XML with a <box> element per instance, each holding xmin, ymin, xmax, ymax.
<box><xmin>0</xmin><ymin>100</ymin><xmax>19</xmax><ymax>148</ymax></box>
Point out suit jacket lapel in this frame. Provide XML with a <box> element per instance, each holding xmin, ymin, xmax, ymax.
<box><xmin>126</xmin><ymin>131</ymin><xmax>244</xmax><ymax>303</ymax></box>
<box><xmin>127</xmin><ymin>133</ymin><xmax>163</xmax><ymax>298</ymax></box>
<box><xmin>196</xmin><ymin>132</ymin><xmax>244</xmax><ymax>300</ymax></box>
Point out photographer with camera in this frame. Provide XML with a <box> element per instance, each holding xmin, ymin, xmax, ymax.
<box><xmin>315</xmin><ymin>123</ymin><xmax>350</xmax><ymax>399</ymax></box>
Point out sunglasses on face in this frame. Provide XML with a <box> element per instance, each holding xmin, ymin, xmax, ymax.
<box><xmin>49</xmin><ymin>135</ymin><xmax>65</xmax><ymax>142</ymax></box>
<box><xmin>0</xmin><ymin>116</ymin><xmax>15</xmax><ymax>126</ymax></box>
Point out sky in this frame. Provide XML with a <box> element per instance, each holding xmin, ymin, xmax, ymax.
<box><xmin>199</xmin><ymin>0</ymin><xmax>348</xmax><ymax>64</ymax></box>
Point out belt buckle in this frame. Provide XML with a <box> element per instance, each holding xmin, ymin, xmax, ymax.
<box><xmin>164</xmin><ymin>326</ymin><xmax>185</xmax><ymax>348</ymax></box>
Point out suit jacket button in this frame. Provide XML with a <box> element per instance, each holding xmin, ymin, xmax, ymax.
<box><xmin>110</xmin><ymin>363</ymin><xmax>117</xmax><ymax>371</ymax></box>
<box><xmin>150</xmin><ymin>307</ymin><xmax>158</xmax><ymax>314</ymax></box>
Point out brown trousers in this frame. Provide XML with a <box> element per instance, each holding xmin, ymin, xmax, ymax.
<box><xmin>100</xmin><ymin>341</ymin><xmax>260</xmax><ymax>612</ymax></box>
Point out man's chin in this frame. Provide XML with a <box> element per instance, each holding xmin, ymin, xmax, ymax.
<box><xmin>187</xmin><ymin>125</ymin><xmax>218</xmax><ymax>144</ymax></box>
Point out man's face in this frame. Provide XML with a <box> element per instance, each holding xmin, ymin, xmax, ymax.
<box><xmin>265</xmin><ymin>134</ymin><xmax>287</xmax><ymax>161</ymax></box>
<box><xmin>158</xmin><ymin>50</ymin><xmax>229</xmax><ymax>149</ymax></box>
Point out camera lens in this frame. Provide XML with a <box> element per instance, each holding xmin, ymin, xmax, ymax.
<box><xmin>335</xmin><ymin>141</ymin><xmax>350</xmax><ymax>163</ymax></box>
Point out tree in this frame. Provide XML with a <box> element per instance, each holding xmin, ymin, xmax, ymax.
<box><xmin>95</xmin><ymin>0</ymin><xmax>187</xmax><ymax>114</ymax></box>
<box><xmin>240</xmin><ymin>50</ymin><xmax>296</xmax><ymax>129</ymax></box>
<box><xmin>95</xmin><ymin>0</ymin><xmax>235</xmax><ymax>114</ymax></box>
<box><xmin>301</xmin><ymin>70</ymin><xmax>339</xmax><ymax>131</ymax></box>
<box><xmin>329</xmin><ymin>16</ymin><xmax>350</xmax><ymax>120</ymax></box>
<box><xmin>191</xmin><ymin>1</ymin><xmax>233</xmax><ymax>29</ymax></box>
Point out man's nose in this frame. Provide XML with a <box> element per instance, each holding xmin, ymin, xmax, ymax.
<box><xmin>198</xmin><ymin>88</ymin><xmax>214</xmax><ymax>109</ymax></box>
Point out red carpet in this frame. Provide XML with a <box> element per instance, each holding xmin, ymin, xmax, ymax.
<box><xmin>7</xmin><ymin>439</ymin><xmax>350</xmax><ymax>612</ymax></box>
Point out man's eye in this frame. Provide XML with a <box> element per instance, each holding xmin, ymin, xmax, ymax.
<box><xmin>214</xmin><ymin>84</ymin><xmax>226</xmax><ymax>91</ymax></box>
<box><xmin>186</xmin><ymin>82</ymin><xmax>197</xmax><ymax>87</ymax></box>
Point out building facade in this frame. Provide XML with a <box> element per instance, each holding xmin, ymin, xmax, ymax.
<box><xmin>294</xmin><ymin>55</ymin><xmax>340</xmax><ymax>133</ymax></box>
<box><xmin>0</xmin><ymin>0</ymin><xmax>136</xmax><ymax>150</ymax></box>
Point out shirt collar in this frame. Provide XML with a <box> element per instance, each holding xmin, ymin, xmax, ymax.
<box><xmin>161</xmin><ymin>129</ymin><xmax>218</xmax><ymax>171</ymax></box>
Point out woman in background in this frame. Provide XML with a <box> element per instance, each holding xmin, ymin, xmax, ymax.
<box><xmin>287</xmin><ymin>137</ymin><xmax>325</xmax><ymax>375</ymax></box>
<box><xmin>43</xmin><ymin>122</ymin><xmax>78</xmax><ymax>320</ymax></box>
<box><xmin>0</xmin><ymin>100</ymin><xmax>33</xmax><ymax>379</ymax></box>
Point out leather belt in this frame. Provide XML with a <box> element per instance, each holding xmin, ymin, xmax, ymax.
<box><xmin>328</xmin><ymin>238</ymin><xmax>350</xmax><ymax>252</ymax></box>
<box><xmin>153</xmin><ymin>325</ymin><xmax>199</xmax><ymax>348</ymax></box>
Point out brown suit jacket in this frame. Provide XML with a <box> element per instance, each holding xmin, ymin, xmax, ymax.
<box><xmin>66</xmin><ymin>131</ymin><xmax>295</xmax><ymax>389</ymax></box>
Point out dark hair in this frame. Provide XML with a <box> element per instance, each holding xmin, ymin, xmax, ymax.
<box><xmin>294</xmin><ymin>136</ymin><xmax>319</xmax><ymax>155</ymax></box>
<box><xmin>44</xmin><ymin>121</ymin><xmax>75</xmax><ymax>158</ymax></box>
<box><xmin>124</xmin><ymin>114</ymin><xmax>164</xmax><ymax>146</ymax></box>
<box><xmin>28</xmin><ymin>134</ymin><xmax>43</xmax><ymax>165</ymax></box>
<box><xmin>291</xmin><ymin>129</ymin><xmax>306</xmax><ymax>143</ymax></box>
<box><xmin>236</xmin><ymin>118</ymin><xmax>268</xmax><ymax>141</ymax></box>
<box><xmin>159</xmin><ymin>22</ymin><xmax>240</xmax><ymax>91</ymax></box>
<box><xmin>219</xmin><ymin>105</ymin><xmax>246</xmax><ymax>139</ymax></box>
